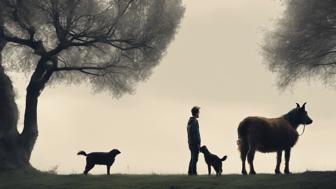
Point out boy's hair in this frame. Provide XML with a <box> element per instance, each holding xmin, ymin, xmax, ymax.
<box><xmin>191</xmin><ymin>106</ymin><xmax>200</xmax><ymax>116</ymax></box>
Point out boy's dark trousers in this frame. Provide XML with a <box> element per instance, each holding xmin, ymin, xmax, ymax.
<box><xmin>188</xmin><ymin>144</ymin><xmax>200</xmax><ymax>175</ymax></box>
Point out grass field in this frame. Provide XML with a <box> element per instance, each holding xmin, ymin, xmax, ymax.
<box><xmin>1</xmin><ymin>171</ymin><xmax>336</xmax><ymax>189</ymax></box>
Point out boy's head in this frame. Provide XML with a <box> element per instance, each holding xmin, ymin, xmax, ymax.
<box><xmin>191</xmin><ymin>106</ymin><xmax>200</xmax><ymax>118</ymax></box>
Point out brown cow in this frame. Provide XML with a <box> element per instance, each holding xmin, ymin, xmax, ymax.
<box><xmin>237</xmin><ymin>103</ymin><xmax>313</xmax><ymax>175</ymax></box>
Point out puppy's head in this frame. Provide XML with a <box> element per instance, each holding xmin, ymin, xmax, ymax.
<box><xmin>110</xmin><ymin>149</ymin><xmax>121</xmax><ymax>156</ymax></box>
<box><xmin>199</xmin><ymin>145</ymin><xmax>208</xmax><ymax>154</ymax></box>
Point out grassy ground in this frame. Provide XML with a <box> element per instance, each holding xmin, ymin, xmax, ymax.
<box><xmin>0</xmin><ymin>171</ymin><xmax>336</xmax><ymax>189</ymax></box>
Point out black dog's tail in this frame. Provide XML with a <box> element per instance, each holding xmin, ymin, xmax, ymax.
<box><xmin>77</xmin><ymin>151</ymin><xmax>87</xmax><ymax>156</ymax></box>
<box><xmin>221</xmin><ymin>155</ymin><xmax>227</xmax><ymax>161</ymax></box>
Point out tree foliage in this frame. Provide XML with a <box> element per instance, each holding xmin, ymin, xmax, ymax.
<box><xmin>1</xmin><ymin>0</ymin><xmax>185</xmax><ymax>96</ymax></box>
<box><xmin>262</xmin><ymin>0</ymin><xmax>336</xmax><ymax>88</ymax></box>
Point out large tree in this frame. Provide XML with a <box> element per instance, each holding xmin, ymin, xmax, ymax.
<box><xmin>0</xmin><ymin>0</ymin><xmax>184</xmax><ymax>170</ymax></box>
<box><xmin>262</xmin><ymin>0</ymin><xmax>336</xmax><ymax>88</ymax></box>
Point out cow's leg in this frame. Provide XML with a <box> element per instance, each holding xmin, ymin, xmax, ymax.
<box><xmin>275</xmin><ymin>151</ymin><xmax>282</xmax><ymax>174</ymax></box>
<box><xmin>284</xmin><ymin>148</ymin><xmax>291</xmax><ymax>174</ymax></box>
<box><xmin>240</xmin><ymin>143</ymin><xmax>248</xmax><ymax>175</ymax></box>
<box><xmin>247</xmin><ymin>143</ymin><xmax>257</xmax><ymax>175</ymax></box>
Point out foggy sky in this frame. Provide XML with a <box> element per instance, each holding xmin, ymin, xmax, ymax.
<box><xmin>10</xmin><ymin>0</ymin><xmax>336</xmax><ymax>174</ymax></box>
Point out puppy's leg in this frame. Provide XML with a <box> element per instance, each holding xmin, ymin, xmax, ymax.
<box><xmin>219</xmin><ymin>162</ymin><xmax>223</xmax><ymax>176</ymax></box>
<box><xmin>214</xmin><ymin>166</ymin><xmax>220</xmax><ymax>176</ymax></box>
<box><xmin>84</xmin><ymin>163</ymin><xmax>95</xmax><ymax>175</ymax></box>
<box><xmin>107</xmin><ymin>165</ymin><xmax>111</xmax><ymax>175</ymax></box>
<box><xmin>207</xmin><ymin>164</ymin><xmax>211</xmax><ymax>175</ymax></box>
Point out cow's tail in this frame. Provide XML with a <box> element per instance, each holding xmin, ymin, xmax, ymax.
<box><xmin>237</xmin><ymin>119</ymin><xmax>249</xmax><ymax>153</ymax></box>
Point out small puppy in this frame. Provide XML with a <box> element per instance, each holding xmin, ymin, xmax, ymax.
<box><xmin>77</xmin><ymin>149</ymin><xmax>121</xmax><ymax>175</ymax></box>
<box><xmin>200</xmin><ymin>145</ymin><xmax>227</xmax><ymax>176</ymax></box>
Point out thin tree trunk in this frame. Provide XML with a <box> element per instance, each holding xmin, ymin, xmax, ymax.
<box><xmin>20</xmin><ymin>57</ymin><xmax>54</xmax><ymax>164</ymax></box>
<box><xmin>20</xmin><ymin>87</ymin><xmax>39</xmax><ymax>162</ymax></box>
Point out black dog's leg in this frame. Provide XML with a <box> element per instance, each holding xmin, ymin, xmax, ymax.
<box><xmin>207</xmin><ymin>165</ymin><xmax>211</xmax><ymax>175</ymax></box>
<box><xmin>107</xmin><ymin>165</ymin><xmax>111</xmax><ymax>175</ymax></box>
<box><xmin>84</xmin><ymin>163</ymin><xmax>95</xmax><ymax>175</ymax></box>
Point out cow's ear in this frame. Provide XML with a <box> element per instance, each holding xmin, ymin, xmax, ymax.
<box><xmin>302</xmin><ymin>102</ymin><xmax>306</xmax><ymax>110</ymax></box>
<box><xmin>296</xmin><ymin>103</ymin><xmax>300</xmax><ymax>109</ymax></box>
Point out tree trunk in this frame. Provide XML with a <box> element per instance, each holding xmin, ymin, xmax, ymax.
<box><xmin>0</xmin><ymin>42</ymin><xmax>30</xmax><ymax>170</ymax></box>
<box><xmin>20</xmin><ymin>86</ymin><xmax>39</xmax><ymax>163</ymax></box>
<box><xmin>0</xmin><ymin>29</ymin><xmax>55</xmax><ymax>172</ymax></box>
<box><xmin>0</xmin><ymin>17</ymin><xmax>42</xmax><ymax>172</ymax></box>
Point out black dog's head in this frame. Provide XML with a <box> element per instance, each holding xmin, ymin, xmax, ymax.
<box><xmin>109</xmin><ymin>149</ymin><xmax>121</xmax><ymax>156</ymax></box>
<box><xmin>200</xmin><ymin>145</ymin><xmax>209</xmax><ymax>154</ymax></box>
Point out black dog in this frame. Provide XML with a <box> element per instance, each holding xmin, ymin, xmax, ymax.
<box><xmin>200</xmin><ymin>145</ymin><xmax>227</xmax><ymax>175</ymax></box>
<box><xmin>77</xmin><ymin>149</ymin><xmax>121</xmax><ymax>175</ymax></box>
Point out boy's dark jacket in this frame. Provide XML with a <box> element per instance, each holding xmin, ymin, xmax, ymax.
<box><xmin>187</xmin><ymin>117</ymin><xmax>201</xmax><ymax>145</ymax></box>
